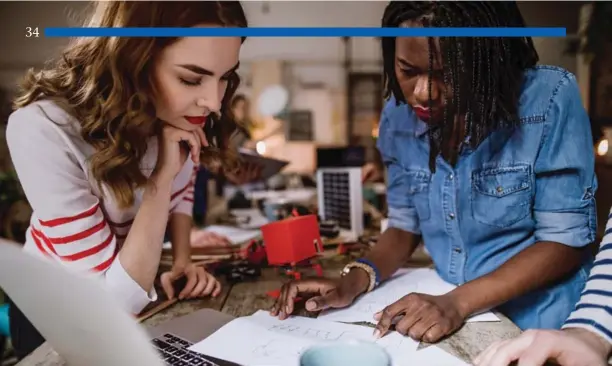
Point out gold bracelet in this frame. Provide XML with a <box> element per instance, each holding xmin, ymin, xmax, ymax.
<box><xmin>341</xmin><ymin>261</ymin><xmax>377</xmax><ymax>292</ymax></box>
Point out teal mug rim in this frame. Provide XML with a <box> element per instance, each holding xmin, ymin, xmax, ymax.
<box><xmin>299</xmin><ymin>340</ymin><xmax>391</xmax><ymax>365</ymax></box>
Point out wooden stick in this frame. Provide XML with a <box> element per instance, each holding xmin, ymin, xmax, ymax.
<box><xmin>137</xmin><ymin>298</ymin><xmax>178</xmax><ymax>323</ymax></box>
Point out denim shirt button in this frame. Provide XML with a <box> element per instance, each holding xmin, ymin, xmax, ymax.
<box><xmin>449</xmin><ymin>213</ymin><xmax>455</xmax><ymax>219</ymax></box>
<box><xmin>449</xmin><ymin>174</ymin><xmax>454</xmax><ymax>180</ymax></box>
<box><xmin>454</xmin><ymin>247</ymin><xmax>462</xmax><ymax>253</ymax></box>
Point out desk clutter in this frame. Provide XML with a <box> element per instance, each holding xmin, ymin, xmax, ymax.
<box><xmin>161</xmin><ymin>195</ymin><xmax>379</xmax><ymax>277</ymax></box>
<box><xmin>141</xmin><ymin>268</ymin><xmax>499</xmax><ymax>365</ymax></box>
<box><xmin>152</xmin><ymin>198</ymin><xmax>380</xmax><ymax>326</ymax></box>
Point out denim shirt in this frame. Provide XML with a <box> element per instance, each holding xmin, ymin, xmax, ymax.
<box><xmin>377</xmin><ymin>65</ymin><xmax>597</xmax><ymax>330</ymax></box>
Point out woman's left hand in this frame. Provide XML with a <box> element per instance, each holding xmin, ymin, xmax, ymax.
<box><xmin>160</xmin><ymin>262</ymin><xmax>221</xmax><ymax>300</ymax></box>
<box><xmin>373</xmin><ymin>293</ymin><xmax>466</xmax><ymax>343</ymax></box>
<box><xmin>190</xmin><ymin>229</ymin><xmax>232</xmax><ymax>248</ymax></box>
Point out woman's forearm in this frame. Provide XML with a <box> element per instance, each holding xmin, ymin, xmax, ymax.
<box><xmin>168</xmin><ymin>213</ymin><xmax>193</xmax><ymax>267</ymax></box>
<box><xmin>365</xmin><ymin>228</ymin><xmax>421</xmax><ymax>281</ymax></box>
<box><xmin>450</xmin><ymin>241</ymin><xmax>586</xmax><ymax>318</ymax></box>
<box><xmin>117</xmin><ymin>176</ymin><xmax>173</xmax><ymax>292</ymax></box>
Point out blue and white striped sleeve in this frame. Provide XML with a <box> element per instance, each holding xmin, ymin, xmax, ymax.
<box><xmin>562</xmin><ymin>207</ymin><xmax>612</xmax><ymax>343</ymax></box>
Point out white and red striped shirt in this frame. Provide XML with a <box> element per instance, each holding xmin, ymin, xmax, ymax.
<box><xmin>6</xmin><ymin>100</ymin><xmax>196</xmax><ymax>314</ymax></box>
<box><xmin>563</xmin><ymin>206</ymin><xmax>612</xmax><ymax>344</ymax></box>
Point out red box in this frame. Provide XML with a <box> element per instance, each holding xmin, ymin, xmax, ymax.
<box><xmin>261</xmin><ymin>214</ymin><xmax>322</xmax><ymax>266</ymax></box>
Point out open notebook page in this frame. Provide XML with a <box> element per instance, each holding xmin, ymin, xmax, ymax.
<box><xmin>189</xmin><ymin>311</ymin><xmax>419</xmax><ymax>366</ymax></box>
<box><xmin>318</xmin><ymin>268</ymin><xmax>499</xmax><ymax>323</ymax></box>
<box><xmin>189</xmin><ymin>311</ymin><xmax>468</xmax><ymax>366</ymax></box>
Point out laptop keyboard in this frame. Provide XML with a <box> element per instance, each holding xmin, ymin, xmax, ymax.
<box><xmin>152</xmin><ymin>333</ymin><xmax>220</xmax><ymax>366</ymax></box>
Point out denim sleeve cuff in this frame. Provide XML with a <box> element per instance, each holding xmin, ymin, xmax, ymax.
<box><xmin>387</xmin><ymin>206</ymin><xmax>421</xmax><ymax>235</ymax></box>
<box><xmin>533</xmin><ymin>210</ymin><xmax>594</xmax><ymax>247</ymax></box>
<box><xmin>105</xmin><ymin>258</ymin><xmax>158</xmax><ymax>315</ymax></box>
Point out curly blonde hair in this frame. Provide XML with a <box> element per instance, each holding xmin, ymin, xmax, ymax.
<box><xmin>14</xmin><ymin>1</ymin><xmax>247</xmax><ymax>208</ymax></box>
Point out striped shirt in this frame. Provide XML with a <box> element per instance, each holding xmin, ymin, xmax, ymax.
<box><xmin>6</xmin><ymin>100</ymin><xmax>195</xmax><ymax>314</ymax></box>
<box><xmin>563</xmin><ymin>206</ymin><xmax>612</xmax><ymax>344</ymax></box>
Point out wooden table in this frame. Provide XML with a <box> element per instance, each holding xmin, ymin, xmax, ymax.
<box><xmin>17</xmin><ymin>254</ymin><xmax>521</xmax><ymax>366</ymax></box>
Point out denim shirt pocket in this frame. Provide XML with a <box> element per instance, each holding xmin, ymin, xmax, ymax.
<box><xmin>405</xmin><ymin>169</ymin><xmax>431</xmax><ymax>221</ymax></box>
<box><xmin>471</xmin><ymin>164</ymin><xmax>532</xmax><ymax>228</ymax></box>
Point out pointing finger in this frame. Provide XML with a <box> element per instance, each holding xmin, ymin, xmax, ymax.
<box><xmin>375</xmin><ymin>302</ymin><xmax>408</xmax><ymax>339</ymax></box>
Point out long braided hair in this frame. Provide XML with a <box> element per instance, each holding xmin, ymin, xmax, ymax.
<box><xmin>382</xmin><ymin>1</ymin><xmax>539</xmax><ymax>170</ymax></box>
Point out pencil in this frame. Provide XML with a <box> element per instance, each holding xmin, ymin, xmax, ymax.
<box><xmin>137</xmin><ymin>298</ymin><xmax>179</xmax><ymax>323</ymax></box>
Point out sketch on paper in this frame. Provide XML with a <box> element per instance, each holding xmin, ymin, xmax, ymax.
<box><xmin>268</xmin><ymin>323</ymin><xmax>343</xmax><ymax>341</ymax></box>
<box><xmin>349</xmin><ymin>299</ymin><xmax>392</xmax><ymax>314</ymax></box>
<box><xmin>189</xmin><ymin>310</ymin><xmax>422</xmax><ymax>366</ymax></box>
<box><xmin>257</xmin><ymin>323</ymin><xmax>414</xmax><ymax>360</ymax></box>
<box><xmin>252</xmin><ymin>339</ymin><xmax>306</xmax><ymax>360</ymax></box>
<box><xmin>336</xmin><ymin>330</ymin><xmax>410</xmax><ymax>355</ymax></box>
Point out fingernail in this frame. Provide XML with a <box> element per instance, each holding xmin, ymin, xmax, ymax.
<box><xmin>373</xmin><ymin>311</ymin><xmax>381</xmax><ymax>320</ymax></box>
<box><xmin>373</xmin><ymin>329</ymin><xmax>381</xmax><ymax>339</ymax></box>
<box><xmin>285</xmin><ymin>305</ymin><xmax>291</xmax><ymax>314</ymax></box>
<box><xmin>305</xmin><ymin>300</ymin><xmax>316</xmax><ymax>311</ymax></box>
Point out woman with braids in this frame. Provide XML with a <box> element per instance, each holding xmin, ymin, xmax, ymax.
<box><xmin>5</xmin><ymin>1</ymin><xmax>251</xmax><ymax>359</ymax></box>
<box><xmin>271</xmin><ymin>0</ymin><xmax>597</xmax><ymax>345</ymax></box>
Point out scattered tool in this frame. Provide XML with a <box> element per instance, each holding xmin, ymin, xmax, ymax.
<box><xmin>220</xmin><ymin>263</ymin><xmax>262</xmax><ymax>283</ymax></box>
<box><xmin>137</xmin><ymin>298</ymin><xmax>178</xmax><ymax>323</ymax></box>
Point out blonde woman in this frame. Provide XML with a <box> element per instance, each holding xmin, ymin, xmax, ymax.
<box><xmin>6</xmin><ymin>1</ymin><xmax>248</xmax><ymax>359</ymax></box>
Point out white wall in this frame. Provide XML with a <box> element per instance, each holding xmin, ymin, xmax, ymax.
<box><xmin>0</xmin><ymin>1</ymin><xmax>385</xmax><ymax>91</ymax></box>
<box><xmin>240</xmin><ymin>2</ymin><xmax>384</xmax><ymax>62</ymax></box>
<box><xmin>0</xmin><ymin>1</ymin><xmax>581</xmax><ymax>91</ymax></box>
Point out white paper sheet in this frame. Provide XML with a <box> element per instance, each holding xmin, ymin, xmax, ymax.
<box><xmin>318</xmin><ymin>268</ymin><xmax>499</xmax><ymax>323</ymax></box>
<box><xmin>162</xmin><ymin>225</ymin><xmax>261</xmax><ymax>249</ymax></box>
<box><xmin>246</xmin><ymin>188</ymin><xmax>317</xmax><ymax>202</ymax></box>
<box><xmin>189</xmin><ymin>311</ymin><xmax>419</xmax><ymax>366</ymax></box>
<box><xmin>201</xmin><ymin>225</ymin><xmax>261</xmax><ymax>245</ymax></box>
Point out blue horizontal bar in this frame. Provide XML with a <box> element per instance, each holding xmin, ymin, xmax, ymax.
<box><xmin>44</xmin><ymin>27</ymin><xmax>566</xmax><ymax>38</ymax></box>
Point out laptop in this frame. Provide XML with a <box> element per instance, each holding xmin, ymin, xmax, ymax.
<box><xmin>0</xmin><ymin>239</ymin><xmax>240</xmax><ymax>366</ymax></box>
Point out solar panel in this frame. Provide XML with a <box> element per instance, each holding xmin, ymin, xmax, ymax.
<box><xmin>316</xmin><ymin>167</ymin><xmax>363</xmax><ymax>238</ymax></box>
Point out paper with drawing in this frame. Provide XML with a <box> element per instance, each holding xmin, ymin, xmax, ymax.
<box><xmin>318</xmin><ymin>268</ymin><xmax>499</xmax><ymax>323</ymax></box>
<box><xmin>189</xmin><ymin>311</ymin><xmax>418</xmax><ymax>366</ymax></box>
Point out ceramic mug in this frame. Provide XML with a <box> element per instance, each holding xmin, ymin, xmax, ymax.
<box><xmin>299</xmin><ymin>340</ymin><xmax>391</xmax><ymax>366</ymax></box>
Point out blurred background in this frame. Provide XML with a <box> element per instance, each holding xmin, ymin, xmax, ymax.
<box><xmin>2</xmin><ymin>1</ymin><xmax>612</xmax><ymax>239</ymax></box>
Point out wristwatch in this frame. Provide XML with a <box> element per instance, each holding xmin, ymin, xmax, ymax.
<box><xmin>341</xmin><ymin>259</ymin><xmax>380</xmax><ymax>292</ymax></box>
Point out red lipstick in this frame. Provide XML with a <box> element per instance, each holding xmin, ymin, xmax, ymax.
<box><xmin>413</xmin><ymin>106</ymin><xmax>431</xmax><ymax>122</ymax></box>
<box><xmin>184</xmin><ymin>116</ymin><xmax>207</xmax><ymax>125</ymax></box>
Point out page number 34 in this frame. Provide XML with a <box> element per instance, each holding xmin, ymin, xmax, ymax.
<box><xmin>26</xmin><ymin>27</ymin><xmax>40</xmax><ymax>38</ymax></box>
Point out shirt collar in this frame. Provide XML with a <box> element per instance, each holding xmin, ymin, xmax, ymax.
<box><xmin>414</xmin><ymin>119</ymin><xmax>430</xmax><ymax>138</ymax></box>
<box><xmin>414</xmin><ymin>118</ymin><xmax>473</xmax><ymax>153</ymax></box>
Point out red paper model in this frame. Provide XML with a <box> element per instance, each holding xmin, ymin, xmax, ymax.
<box><xmin>261</xmin><ymin>214</ymin><xmax>323</xmax><ymax>267</ymax></box>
